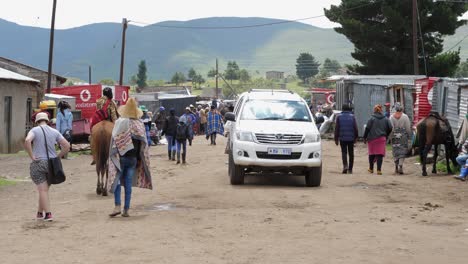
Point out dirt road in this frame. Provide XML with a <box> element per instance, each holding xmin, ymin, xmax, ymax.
<box><xmin>1</xmin><ymin>137</ymin><xmax>468</xmax><ymax>264</ymax></box>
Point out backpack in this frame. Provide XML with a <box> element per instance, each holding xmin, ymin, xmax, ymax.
<box><xmin>90</xmin><ymin>99</ymin><xmax>111</xmax><ymax>129</ymax></box>
<box><xmin>176</xmin><ymin>123</ymin><xmax>188</xmax><ymax>141</ymax></box>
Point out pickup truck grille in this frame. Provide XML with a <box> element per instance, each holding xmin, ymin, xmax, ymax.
<box><xmin>256</xmin><ymin>152</ymin><xmax>302</xmax><ymax>160</ymax></box>
<box><xmin>255</xmin><ymin>133</ymin><xmax>303</xmax><ymax>145</ymax></box>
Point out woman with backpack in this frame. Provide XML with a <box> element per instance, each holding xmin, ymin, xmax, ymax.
<box><xmin>56</xmin><ymin>101</ymin><xmax>73</xmax><ymax>158</ymax></box>
<box><xmin>175</xmin><ymin>116</ymin><xmax>191</xmax><ymax>164</ymax></box>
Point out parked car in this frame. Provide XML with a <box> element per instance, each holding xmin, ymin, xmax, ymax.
<box><xmin>225</xmin><ymin>89</ymin><xmax>322</xmax><ymax>187</ymax></box>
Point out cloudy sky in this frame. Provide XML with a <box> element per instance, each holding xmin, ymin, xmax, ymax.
<box><xmin>1</xmin><ymin>0</ymin><xmax>344</xmax><ymax>29</ymax></box>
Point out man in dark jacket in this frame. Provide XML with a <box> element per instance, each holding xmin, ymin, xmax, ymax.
<box><xmin>335</xmin><ymin>104</ymin><xmax>359</xmax><ymax>174</ymax></box>
<box><xmin>162</xmin><ymin>108</ymin><xmax>179</xmax><ymax>160</ymax></box>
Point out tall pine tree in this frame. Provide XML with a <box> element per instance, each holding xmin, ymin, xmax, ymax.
<box><xmin>325</xmin><ymin>0</ymin><xmax>467</xmax><ymax>76</ymax></box>
<box><xmin>136</xmin><ymin>60</ymin><xmax>147</xmax><ymax>92</ymax></box>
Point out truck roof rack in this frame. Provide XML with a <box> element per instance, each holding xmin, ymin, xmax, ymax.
<box><xmin>248</xmin><ymin>89</ymin><xmax>293</xmax><ymax>94</ymax></box>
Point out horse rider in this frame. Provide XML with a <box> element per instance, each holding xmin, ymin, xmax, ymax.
<box><xmin>90</xmin><ymin>87</ymin><xmax>119</xmax><ymax>165</ymax></box>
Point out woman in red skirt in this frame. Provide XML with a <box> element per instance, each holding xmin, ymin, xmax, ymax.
<box><xmin>363</xmin><ymin>105</ymin><xmax>393</xmax><ymax>175</ymax></box>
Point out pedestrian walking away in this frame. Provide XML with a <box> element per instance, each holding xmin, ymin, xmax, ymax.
<box><xmin>389</xmin><ymin>103</ymin><xmax>412</xmax><ymax>174</ymax></box>
<box><xmin>56</xmin><ymin>101</ymin><xmax>73</xmax><ymax>158</ymax></box>
<box><xmin>107</xmin><ymin>98</ymin><xmax>152</xmax><ymax>218</ymax></box>
<box><xmin>24</xmin><ymin>112</ymin><xmax>70</xmax><ymax>221</ymax></box>
<box><xmin>176</xmin><ymin>116</ymin><xmax>191</xmax><ymax>164</ymax></box>
<box><xmin>334</xmin><ymin>104</ymin><xmax>358</xmax><ymax>174</ymax></box>
<box><xmin>206</xmin><ymin>105</ymin><xmax>224</xmax><ymax>145</ymax></box>
<box><xmin>363</xmin><ymin>104</ymin><xmax>393</xmax><ymax>175</ymax></box>
<box><xmin>162</xmin><ymin>108</ymin><xmax>179</xmax><ymax>160</ymax></box>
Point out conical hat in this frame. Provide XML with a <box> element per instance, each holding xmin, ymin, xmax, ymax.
<box><xmin>118</xmin><ymin>98</ymin><xmax>143</xmax><ymax>119</ymax></box>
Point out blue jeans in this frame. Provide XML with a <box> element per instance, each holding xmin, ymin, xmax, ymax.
<box><xmin>166</xmin><ymin>135</ymin><xmax>177</xmax><ymax>152</ymax></box>
<box><xmin>176</xmin><ymin>139</ymin><xmax>187</xmax><ymax>160</ymax></box>
<box><xmin>456</xmin><ymin>154</ymin><xmax>468</xmax><ymax>167</ymax></box>
<box><xmin>114</xmin><ymin>156</ymin><xmax>137</xmax><ymax>210</ymax></box>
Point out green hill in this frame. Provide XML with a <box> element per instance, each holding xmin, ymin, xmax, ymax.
<box><xmin>0</xmin><ymin>17</ymin><xmax>466</xmax><ymax>81</ymax></box>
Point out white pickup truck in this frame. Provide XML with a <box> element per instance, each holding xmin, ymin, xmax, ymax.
<box><xmin>225</xmin><ymin>89</ymin><xmax>322</xmax><ymax>187</ymax></box>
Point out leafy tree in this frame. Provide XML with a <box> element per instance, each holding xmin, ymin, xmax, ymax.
<box><xmin>188</xmin><ymin>68</ymin><xmax>197</xmax><ymax>80</ymax></box>
<box><xmin>193</xmin><ymin>74</ymin><xmax>206</xmax><ymax>89</ymax></box>
<box><xmin>207</xmin><ymin>68</ymin><xmax>217</xmax><ymax>78</ymax></box>
<box><xmin>224</xmin><ymin>61</ymin><xmax>240</xmax><ymax>84</ymax></box>
<box><xmin>239</xmin><ymin>69</ymin><xmax>251</xmax><ymax>83</ymax></box>
<box><xmin>171</xmin><ymin>72</ymin><xmax>186</xmax><ymax>86</ymax></box>
<box><xmin>455</xmin><ymin>59</ymin><xmax>468</xmax><ymax>78</ymax></box>
<box><xmin>136</xmin><ymin>60</ymin><xmax>147</xmax><ymax>92</ymax></box>
<box><xmin>325</xmin><ymin>0</ymin><xmax>467</xmax><ymax>76</ymax></box>
<box><xmin>129</xmin><ymin>75</ymin><xmax>138</xmax><ymax>85</ymax></box>
<box><xmin>319</xmin><ymin>58</ymin><xmax>342</xmax><ymax>78</ymax></box>
<box><xmin>296</xmin><ymin>53</ymin><xmax>320</xmax><ymax>84</ymax></box>
<box><xmin>429</xmin><ymin>50</ymin><xmax>460</xmax><ymax>77</ymax></box>
<box><xmin>99</xmin><ymin>79</ymin><xmax>115</xmax><ymax>85</ymax></box>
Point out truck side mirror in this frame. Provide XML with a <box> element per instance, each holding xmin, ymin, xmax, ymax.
<box><xmin>225</xmin><ymin>112</ymin><xmax>236</xmax><ymax>122</ymax></box>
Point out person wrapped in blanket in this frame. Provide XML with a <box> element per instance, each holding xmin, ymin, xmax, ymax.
<box><xmin>206</xmin><ymin>105</ymin><xmax>224</xmax><ymax>145</ymax></box>
<box><xmin>454</xmin><ymin>137</ymin><xmax>468</xmax><ymax>181</ymax></box>
<box><xmin>107</xmin><ymin>98</ymin><xmax>152</xmax><ymax>218</ymax></box>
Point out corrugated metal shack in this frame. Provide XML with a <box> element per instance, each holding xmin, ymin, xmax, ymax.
<box><xmin>329</xmin><ymin>75</ymin><xmax>424</xmax><ymax>137</ymax></box>
<box><xmin>387</xmin><ymin>84</ymin><xmax>415</xmax><ymax>122</ymax></box>
<box><xmin>431</xmin><ymin>78</ymin><xmax>468</xmax><ymax>134</ymax></box>
<box><xmin>133</xmin><ymin>92</ymin><xmax>197</xmax><ymax>117</ymax></box>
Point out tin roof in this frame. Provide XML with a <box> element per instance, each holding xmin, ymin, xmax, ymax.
<box><xmin>328</xmin><ymin>75</ymin><xmax>426</xmax><ymax>86</ymax></box>
<box><xmin>0</xmin><ymin>67</ymin><xmax>39</xmax><ymax>83</ymax></box>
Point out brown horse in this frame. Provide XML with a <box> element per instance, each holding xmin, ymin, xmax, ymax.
<box><xmin>416</xmin><ymin>113</ymin><xmax>458</xmax><ymax>176</ymax></box>
<box><xmin>91</xmin><ymin>121</ymin><xmax>114</xmax><ymax>196</ymax></box>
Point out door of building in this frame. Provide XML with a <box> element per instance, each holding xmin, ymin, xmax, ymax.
<box><xmin>4</xmin><ymin>96</ymin><xmax>12</xmax><ymax>153</ymax></box>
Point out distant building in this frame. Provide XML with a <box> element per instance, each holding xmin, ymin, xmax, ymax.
<box><xmin>0</xmin><ymin>56</ymin><xmax>67</xmax><ymax>107</ymax></box>
<box><xmin>142</xmin><ymin>86</ymin><xmax>192</xmax><ymax>95</ymax></box>
<box><xmin>0</xmin><ymin>68</ymin><xmax>40</xmax><ymax>153</ymax></box>
<box><xmin>266</xmin><ymin>71</ymin><xmax>284</xmax><ymax>80</ymax></box>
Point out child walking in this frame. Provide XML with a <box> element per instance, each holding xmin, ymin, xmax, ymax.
<box><xmin>176</xmin><ymin>116</ymin><xmax>191</xmax><ymax>164</ymax></box>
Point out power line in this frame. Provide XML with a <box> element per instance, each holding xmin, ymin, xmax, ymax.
<box><xmin>129</xmin><ymin>1</ymin><xmax>384</xmax><ymax>29</ymax></box>
<box><xmin>444</xmin><ymin>32</ymin><xmax>468</xmax><ymax>52</ymax></box>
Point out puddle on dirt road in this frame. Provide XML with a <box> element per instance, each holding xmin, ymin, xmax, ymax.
<box><xmin>144</xmin><ymin>203</ymin><xmax>191</xmax><ymax>212</ymax></box>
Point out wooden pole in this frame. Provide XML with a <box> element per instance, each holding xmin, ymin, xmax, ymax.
<box><xmin>88</xmin><ymin>65</ymin><xmax>92</xmax><ymax>84</ymax></box>
<box><xmin>215</xmin><ymin>58</ymin><xmax>219</xmax><ymax>99</ymax></box>
<box><xmin>412</xmin><ymin>0</ymin><xmax>419</xmax><ymax>75</ymax></box>
<box><xmin>46</xmin><ymin>0</ymin><xmax>57</xmax><ymax>93</ymax></box>
<box><xmin>119</xmin><ymin>18</ymin><xmax>128</xmax><ymax>85</ymax></box>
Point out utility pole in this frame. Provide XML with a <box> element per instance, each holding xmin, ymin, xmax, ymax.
<box><xmin>215</xmin><ymin>58</ymin><xmax>219</xmax><ymax>99</ymax></box>
<box><xmin>46</xmin><ymin>0</ymin><xmax>57</xmax><ymax>94</ymax></box>
<box><xmin>119</xmin><ymin>18</ymin><xmax>128</xmax><ymax>85</ymax></box>
<box><xmin>88</xmin><ymin>65</ymin><xmax>92</xmax><ymax>84</ymax></box>
<box><xmin>412</xmin><ymin>0</ymin><xmax>419</xmax><ymax>75</ymax></box>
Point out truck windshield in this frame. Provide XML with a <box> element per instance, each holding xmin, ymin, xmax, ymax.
<box><xmin>240</xmin><ymin>99</ymin><xmax>311</xmax><ymax>122</ymax></box>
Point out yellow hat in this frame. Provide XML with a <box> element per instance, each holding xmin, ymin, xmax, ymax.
<box><xmin>39</xmin><ymin>101</ymin><xmax>48</xmax><ymax>110</ymax></box>
<box><xmin>118</xmin><ymin>98</ymin><xmax>143</xmax><ymax>119</ymax></box>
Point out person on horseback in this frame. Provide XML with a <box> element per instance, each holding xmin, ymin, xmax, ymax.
<box><xmin>90</xmin><ymin>87</ymin><xmax>119</xmax><ymax>165</ymax></box>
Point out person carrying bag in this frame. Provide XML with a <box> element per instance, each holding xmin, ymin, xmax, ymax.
<box><xmin>24</xmin><ymin>112</ymin><xmax>70</xmax><ymax>221</ymax></box>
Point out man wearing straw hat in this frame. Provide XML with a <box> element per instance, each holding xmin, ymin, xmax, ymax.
<box><xmin>107</xmin><ymin>98</ymin><xmax>152</xmax><ymax>218</ymax></box>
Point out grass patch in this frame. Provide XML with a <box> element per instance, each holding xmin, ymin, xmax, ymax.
<box><xmin>0</xmin><ymin>151</ymin><xmax>28</xmax><ymax>158</ymax></box>
<box><xmin>436</xmin><ymin>161</ymin><xmax>460</xmax><ymax>174</ymax></box>
<box><xmin>0</xmin><ymin>178</ymin><xmax>16</xmax><ymax>187</ymax></box>
<box><xmin>69</xmin><ymin>149</ymin><xmax>92</xmax><ymax>158</ymax></box>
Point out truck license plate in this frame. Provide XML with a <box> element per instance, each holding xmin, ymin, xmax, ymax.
<box><xmin>267</xmin><ymin>148</ymin><xmax>292</xmax><ymax>155</ymax></box>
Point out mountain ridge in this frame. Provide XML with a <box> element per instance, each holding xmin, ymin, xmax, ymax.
<box><xmin>0</xmin><ymin>17</ymin><xmax>466</xmax><ymax>82</ymax></box>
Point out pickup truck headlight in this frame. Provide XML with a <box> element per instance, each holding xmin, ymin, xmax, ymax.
<box><xmin>303</xmin><ymin>134</ymin><xmax>321</xmax><ymax>143</ymax></box>
<box><xmin>236</xmin><ymin>131</ymin><xmax>254</xmax><ymax>142</ymax></box>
